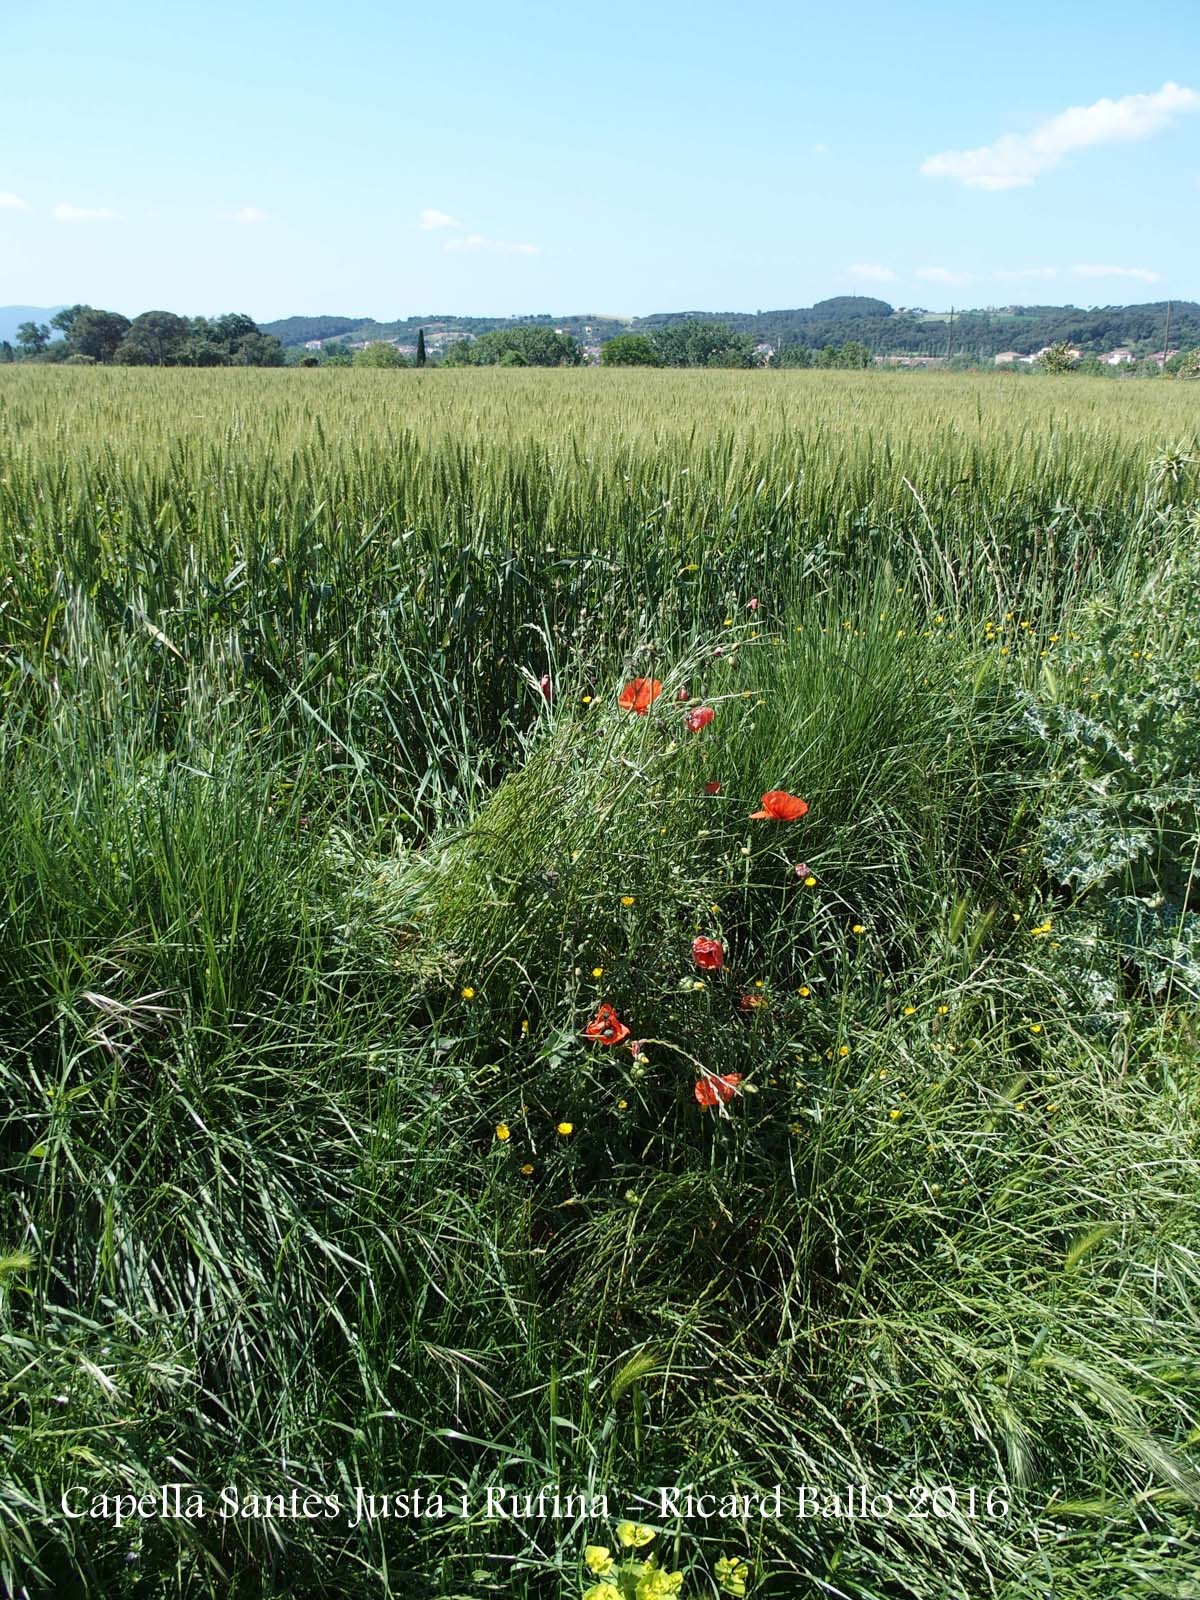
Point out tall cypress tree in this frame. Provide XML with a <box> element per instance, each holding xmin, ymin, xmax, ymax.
<box><xmin>416</xmin><ymin>328</ymin><xmax>426</xmax><ymax>367</ymax></box>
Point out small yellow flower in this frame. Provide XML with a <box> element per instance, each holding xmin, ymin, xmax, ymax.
<box><xmin>621</xmin><ymin>895</ymin><xmax>635</xmax><ymax>906</ymax></box>
<box><xmin>797</xmin><ymin>985</ymin><xmax>811</xmax><ymax>997</ymax></box>
<box><xmin>937</xmin><ymin>1004</ymin><xmax>949</xmax><ymax>1015</ymax></box>
<box><xmin>804</xmin><ymin>875</ymin><xmax>816</xmax><ymax>887</ymax></box>
<box><xmin>878</xmin><ymin>1068</ymin><xmax>888</xmax><ymax>1079</ymax></box>
<box><xmin>889</xmin><ymin>1109</ymin><xmax>902</xmax><ymax>1120</ymax></box>
<box><xmin>754</xmin><ymin>979</ymin><xmax>764</xmax><ymax>988</ymax></box>
<box><xmin>582</xmin><ymin>695</ymin><xmax>592</xmax><ymax>704</ymax></box>
<box><xmin>556</xmin><ymin>1121</ymin><xmax>574</xmax><ymax>1137</ymax></box>
<box><xmin>723</xmin><ymin>617</ymin><xmax>733</xmax><ymax>626</ymax></box>
<box><xmin>1015</xmin><ymin>1101</ymin><xmax>1026</xmax><ymax>1112</ymax></box>
<box><xmin>615</xmin><ymin>1521</ymin><xmax>657</xmax><ymax>1549</ymax></box>
<box><xmin>1029</xmin><ymin>1023</ymin><xmax>1042</xmax><ymax>1034</ymax></box>
<box><xmin>461</xmin><ymin>986</ymin><xmax>476</xmax><ymax>1000</ymax></box>
<box><xmin>1047</xmin><ymin>1101</ymin><xmax>1058</xmax><ymax>1112</ymax></box>
<box><xmin>520</xmin><ymin>1019</ymin><xmax>530</xmax><ymax>1034</ymax></box>
<box><xmin>838</xmin><ymin>1044</ymin><xmax>850</xmax><ymax>1058</ymax></box>
<box><xmin>903</xmin><ymin>1004</ymin><xmax>916</xmax><ymax>1016</ymax></box>
<box><xmin>852</xmin><ymin>924</ymin><xmax>865</xmax><ymax>935</ymax></box>
<box><xmin>592</xmin><ymin>967</ymin><xmax>604</xmax><ymax>978</ymax></box>
<box><xmin>617</xmin><ymin>1098</ymin><xmax>628</xmax><ymax>1110</ymax></box>
<box><xmin>495</xmin><ymin>1122</ymin><xmax>511</xmax><ymax>1142</ymax></box>
<box><xmin>585</xmin><ymin>1545</ymin><xmax>616</xmax><ymax>1577</ymax></box>
<box><xmin>520</xmin><ymin>1163</ymin><xmax>534</xmax><ymax>1175</ymax></box>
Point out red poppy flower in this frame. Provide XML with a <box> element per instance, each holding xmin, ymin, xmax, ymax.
<box><xmin>676</xmin><ymin>687</ymin><xmax>691</xmax><ymax>703</ymax></box>
<box><xmin>685</xmin><ymin>706</ymin><xmax>715</xmax><ymax>733</ymax></box>
<box><xmin>694</xmin><ymin>1072</ymin><xmax>742</xmax><ymax>1109</ymax></box>
<box><xmin>539</xmin><ymin>674</ymin><xmax>553</xmax><ymax>703</ymax></box>
<box><xmin>750</xmin><ymin>790</ymin><xmax>809</xmax><ymax>821</ymax></box>
<box><xmin>692</xmin><ymin>937</ymin><xmax>724</xmax><ymax>971</ymax></box>
<box><xmin>794</xmin><ymin>861</ymin><xmax>810</xmax><ymax>878</ymax></box>
<box><xmin>584</xmin><ymin>1002</ymin><xmax>631</xmax><ymax>1046</ymax></box>
<box><xmin>618</xmin><ymin>678</ymin><xmax>662</xmax><ymax>715</ymax></box>
<box><xmin>704</xmin><ymin>780</ymin><xmax>722</xmax><ymax>795</ymax></box>
<box><xmin>740</xmin><ymin>992</ymin><xmax>767</xmax><ymax>1012</ymax></box>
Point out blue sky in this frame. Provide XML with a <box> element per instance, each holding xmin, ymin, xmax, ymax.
<box><xmin>2</xmin><ymin>0</ymin><xmax>1198</xmax><ymax>319</ymax></box>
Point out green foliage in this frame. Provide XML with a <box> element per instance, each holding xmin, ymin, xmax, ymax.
<box><xmin>15</xmin><ymin>319</ymin><xmax>49</xmax><ymax>355</ymax></box>
<box><xmin>467</xmin><ymin>325</ymin><xmax>583</xmax><ymax>366</ymax></box>
<box><xmin>651</xmin><ymin>319</ymin><xmax>757</xmax><ymax>367</ymax></box>
<box><xmin>1039</xmin><ymin>340</ymin><xmax>1079</xmax><ymax>373</ymax></box>
<box><xmin>352</xmin><ymin>339</ymin><xmax>408</xmax><ymax>367</ymax></box>
<box><xmin>601</xmin><ymin>334</ymin><xmax>664</xmax><ymax>367</ymax></box>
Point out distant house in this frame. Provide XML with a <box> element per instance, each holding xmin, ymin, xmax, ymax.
<box><xmin>303</xmin><ymin>339</ymin><xmax>323</xmax><ymax>350</ymax></box>
<box><xmin>1101</xmin><ymin>348</ymin><xmax>1135</xmax><ymax>365</ymax></box>
<box><xmin>994</xmin><ymin>351</ymin><xmax>1022</xmax><ymax>365</ymax></box>
<box><xmin>1146</xmin><ymin>348</ymin><xmax>1180</xmax><ymax>367</ymax></box>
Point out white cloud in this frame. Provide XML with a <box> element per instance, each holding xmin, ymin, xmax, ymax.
<box><xmin>921</xmin><ymin>81</ymin><xmax>1200</xmax><ymax>189</ymax></box>
<box><xmin>0</xmin><ymin>193</ymin><xmax>27</xmax><ymax>210</ymax></box>
<box><xmin>230</xmin><ymin>205</ymin><xmax>269</xmax><ymax>224</ymax></box>
<box><xmin>916</xmin><ymin>266</ymin><xmax>972</xmax><ymax>286</ymax></box>
<box><xmin>53</xmin><ymin>202</ymin><xmax>114</xmax><ymax>222</ymax></box>
<box><xmin>417</xmin><ymin>207</ymin><xmax>463</xmax><ymax>231</ymax></box>
<box><xmin>1074</xmin><ymin>263</ymin><xmax>1161</xmax><ymax>283</ymax></box>
<box><xmin>848</xmin><ymin>263</ymin><xmax>896</xmax><ymax>283</ymax></box>
<box><xmin>443</xmin><ymin>232</ymin><xmax>539</xmax><ymax>256</ymax></box>
<box><xmin>1000</xmin><ymin>266</ymin><xmax>1058</xmax><ymax>280</ymax></box>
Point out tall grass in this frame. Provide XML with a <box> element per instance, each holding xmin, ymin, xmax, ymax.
<box><xmin>1</xmin><ymin>368</ymin><xmax>1198</xmax><ymax>1599</ymax></box>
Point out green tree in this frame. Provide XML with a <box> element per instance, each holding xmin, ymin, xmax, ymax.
<box><xmin>416</xmin><ymin>329</ymin><xmax>426</xmax><ymax>367</ymax></box>
<box><xmin>440</xmin><ymin>339</ymin><xmax>476</xmax><ymax>366</ymax></box>
<box><xmin>352</xmin><ymin>341</ymin><xmax>406</xmax><ymax>367</ymax></box>
<box><xmin>836</xmin><ymin>339</ymin><xmax>871</xmax><ymax>369</ymax></box>
<box><xmin>468</xmin><ymin>326</ymin><xmax>581</xmax><ymax>366</ymax></box>
<box><xmin>0</xmin><ymin>342</ymin><xmax>13</xmax><ymax>363</ymax></box>
<box><xmin>50</xmin><ymin>305</ymin><xmax>90</xmax><ymax>339</ymax></box>
<box><xmin>774</xmin><ymin>344</ymin><xmax>814</xmax><ymax>367</ymax></box>
<box><xmin>600</xmin><ymin>334</ymin><xmax>663</xmax><ymax>367</ymax></box>
<box><xmin>69</xmin><ymin>309</ymin><xmax>131</xmax><ymax>363</ymax></box>
<box><xmin>15</xmin><ymin>321</ymin><xmax>50</xmax><ymax>357</ymax></box>
<box><xmin>1038</xmin><ymin>341</ymin><xmax>1077</xmax><ymax>373</ymax></box>
<box><xmin>114</xmin><ymin>311</ymin><xmax>191</xmax><ymax>366</ymax></box>
<box><xmin>651</xmin><ymin>320</ymin><xmax>755</xmax><ymax>368</ymax></box>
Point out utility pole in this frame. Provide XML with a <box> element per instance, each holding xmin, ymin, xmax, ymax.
<box><xmin>945</xmin><ymin>306</ymin><xmax>955</xmax><ymax>362</ymax></box>
<box><xmin>1160</xmin><ymin>301</ymin><xmax>1172</xmax><ymax>374</ymax></box>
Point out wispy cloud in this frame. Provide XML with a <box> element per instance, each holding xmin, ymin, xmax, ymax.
<box><xmin>0</xmin><ymin>192</ymin><xmax>27</xmax><ymax>210</ymax></box>
<box><xmin>417</xmin><ymin>207</ymin><xmax>463</xmax><ymax>231</ymax></box>
<box><xmin>53</xmin><ymin>201</ymin><xmax>114</xmax><ymax>222</ymax></box>
<box><xmin>999</xmin><ymin>266</ymin><xmax>1058</xmax><ymax>280</ymax></box>
<box><xmin>848</xmin><ymin>262</ymin><xmax>896</xmax><ymax>283</ymax></box>
<box><xmin>443</xmin><ymin>232</ymin><xmax>539</xmax><ymax>256</ymax></box>
<box><xmin>1074</xmin><ymin>263</ymin><xmax>1161</xmax><ymax>283</ymax></box>
<box><xmin>921</xmin><ymin>81</ymin><xmax>1200</xmax><ymax>190</ymax></box>
<box><xmin>229</xmin><ymin>205</ymin><xmax>269</xmax><ymax>224</ymax></box>
<box><xmin>915</xmin><ymin>266</ymin><xmax>971</xmax><ymax>286</ymax></box>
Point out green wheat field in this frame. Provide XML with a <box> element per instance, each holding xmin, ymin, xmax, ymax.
<box><xmin>2</xmin><ymin>367</ymin><xmax>1200</xmax><ymax>1599</ymax></box>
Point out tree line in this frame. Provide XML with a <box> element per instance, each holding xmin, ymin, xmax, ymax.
<box><xmin>3</xmin><ymin>307</ymin><xmax>286</xmax><ymax>366</ymax></box>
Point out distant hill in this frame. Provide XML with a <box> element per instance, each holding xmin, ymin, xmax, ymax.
<box><xmin>263</xmin><ymin>297</ymin><xmax>1199</xmax><ymax>361</ymax></box>
<box><xmin>0</xmin><ymin>306</ymin><xmax>66</xmax><ymax>344</ymax></box>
